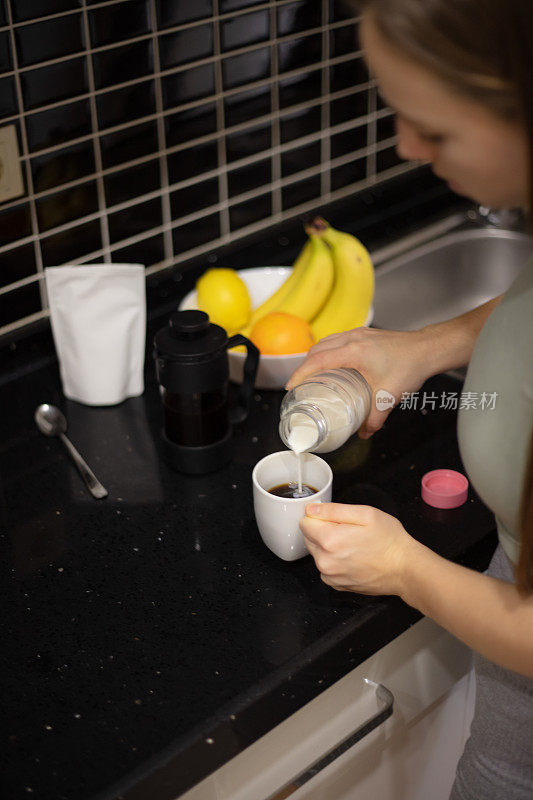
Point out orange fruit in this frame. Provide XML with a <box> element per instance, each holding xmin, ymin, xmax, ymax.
<box><xmin>250</xmin><ymin>312</ymin><xmax>315</xmax><ymax>355</ymax></box>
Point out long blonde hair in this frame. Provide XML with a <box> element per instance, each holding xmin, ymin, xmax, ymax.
<box><xmin>352</xmin><ymin>0</ymin><xmax>533</xmax><ymax>592</ymax></box>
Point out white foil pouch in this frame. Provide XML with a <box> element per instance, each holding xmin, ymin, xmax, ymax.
<box><xmin>45</xmin><ymin>264</ymin><xmax>146</xmax><ymax>406</ymax></box>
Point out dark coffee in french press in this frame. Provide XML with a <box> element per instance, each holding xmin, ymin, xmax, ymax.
<box><xmin>153</xmin><ymin>310</ymin><xmax>259</xmax><ymax>474</ymax></box>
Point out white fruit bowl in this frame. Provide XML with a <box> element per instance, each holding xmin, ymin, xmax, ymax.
<box><xmin>179</xmin><ymin>267</ymin><xmax>374</xmax><ymax>390</ymax></box>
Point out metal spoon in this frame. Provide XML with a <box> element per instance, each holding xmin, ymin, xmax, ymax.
<box><xmin>34</xmin><ymin>404</ymin><xmax>108</xmax><ymax>500</ymax></box>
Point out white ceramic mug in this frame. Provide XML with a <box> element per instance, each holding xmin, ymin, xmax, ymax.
<box><xmin>252</xmin><ymin>451</ymin><xmax>333</xmax><ymax>561</ymax></box>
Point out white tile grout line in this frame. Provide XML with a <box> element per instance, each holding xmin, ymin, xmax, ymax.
<box><xmin>148</xmin><ymin>0</ymin><xmax>173</xmax><ymax>264</ymax></box>
<box><xmin>81</xmin><ymin>0</ymin><xmax>111</xmax><ymax>263</ymax></box>
<box><xmin>4</xmin><ymin>0</ymin><xmax>46</xmax><ymax>309</ymax></box>
<box><xmin>2</xmin><ymin>2</ymin><xmax>359</xmax><ymax>64</ymax></box>
<box><xmin>0</xmin><ymin>141</ymin><xmax>411</xmax><ymax>294</ymax></box>
<box><xmin>0</xmin><ymin>94</ymin><xmax>388</xmax><ymax>209</ymax></box>
<box><xmin>2</xmin><ymin>0</ymin><xmax>349</xmax><ymax>33</ymax></box>
<box><xmin>0</xmin><ymin>160</ymin><xmax>419</xmax><ymax>339</ymax></box>
<box><xmin>269</xmin><ymin>0</ymin><xmax>282</xmax><ymax>218</ymax></box>
<box><xmin>320</xmin><ymin>0</ymin><xmax>331</xmax><ymax>199</ymax></box>
<box><xmin>3</xmin><ymin>18</ymin><xmax>344</xmax><ymax>90</ymax></box>
<box><xmin>366</xmin><ymin>78</ymin><xmax>378</xmax><ymax>181</ymax></box>
<box><xmin>10</xmin><ymin>75</ymin><xmax>377</xmax><ymax>168</ymax></box>
<box><xmin>0</xmin><ymin>106</ymin><xmax>396</xmax><ymax>230</ymax></box>
<box><xmin>0</xmin><ymin>25</ymin><xmax>364</xmax><ymax>131</ymax></box>
<box><xmin>0</xmin><ymin>125</ymin><xmax>400</xmax><ymax>262</ymax></box>
<box><xmin>212</xmin><ymin>0</ymin><xmax>230</xmax><ymax>240</ymax></box>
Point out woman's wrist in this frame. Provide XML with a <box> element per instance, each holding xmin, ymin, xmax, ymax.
<box><xmin>396</xmin><ymin>535</ymin><xmax>439</xmax><ymax>612</ymax></box>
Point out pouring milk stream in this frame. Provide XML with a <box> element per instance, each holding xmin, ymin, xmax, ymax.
<box><xmin>279</xmin><ymin>369</ymin><xmax>372</xmax><ymax>494</ymax></box>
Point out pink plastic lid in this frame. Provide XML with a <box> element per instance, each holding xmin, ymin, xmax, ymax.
<box><xmin>421</xmin><ymin>469</ymin><xmax>469</xmax><ymax>509</ymax></box>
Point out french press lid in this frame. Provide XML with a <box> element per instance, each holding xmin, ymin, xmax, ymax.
<box><xmin>154</xmin><ymin>310</ymin><xmax>231</xmax><ymax>393</ymax></box>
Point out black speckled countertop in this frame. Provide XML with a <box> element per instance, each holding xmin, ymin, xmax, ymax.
<box><xmin>0</xmin><ymin>174</ymin><xmax>496</xmax><ymax>800</ymax></box>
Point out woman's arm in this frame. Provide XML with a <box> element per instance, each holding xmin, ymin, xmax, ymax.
<box><xmin>301</xmin><ymin>501</ymin><xmax>533</xmax><ymax>678</ymax></box>
<box><xmin>420</xmin><ymin>293</ymin><xmax>504</xmax><ymax>376</ymax></box>
<box><xmin>401</xmin><ymin>541</ymin><xmax>533</xmax><ymax>677</ymax></box>
<box><xmin>286</xmin><ymin>294</ymin><xmax>504</xmax><ymax>438</ymax></box>
<box><xmin>288</xmin><ymin>294</ymin><xmax>504</xmax><ymax>390</ymax></box>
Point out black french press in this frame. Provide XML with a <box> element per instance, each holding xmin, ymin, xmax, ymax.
<box><xmin>153</xmin><ymin>309</ymin><xmax>259</xmax><ymax>474</ymax></box>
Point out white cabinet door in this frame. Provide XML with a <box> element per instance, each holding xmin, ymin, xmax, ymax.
<box><xmin>179</xmin><ymin>618</ymin><xmax>474</xmax><ymax>800</ymax></box>
<box><xmin>286</xmin><ymin>669</ymin><xmax>475</xmax><ymax>800</ymax></box>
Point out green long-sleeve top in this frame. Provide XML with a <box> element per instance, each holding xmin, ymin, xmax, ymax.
<box><xmin>458</xmin><ymin>258</ymin><xmax>533</xmax><ymax>565</ymax></box>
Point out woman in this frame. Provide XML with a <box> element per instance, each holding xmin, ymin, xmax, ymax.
<box><xmin>290</xmin><ymin>2</ymin><xmax>533</xmax><ymax>798</ymax></box>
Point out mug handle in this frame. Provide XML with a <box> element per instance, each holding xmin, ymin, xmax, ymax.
<box><xmin>225</xmin><ymin>334</ymin><xmax>260</xmax><ymax>424</ymax></box>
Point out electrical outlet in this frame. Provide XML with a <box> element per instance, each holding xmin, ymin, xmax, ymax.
<box><xmin>0</xmin><ymin>124</ymin><xmax>24</xmax><ymax>204</ymax></box>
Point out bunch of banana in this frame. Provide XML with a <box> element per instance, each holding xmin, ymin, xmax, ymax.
<box><xmin>239</xmin><ymin>233</ymin><xmax>334</xmax><ymax>338</ymax></box>
<box><xmin>307</xmin><ymin>217</ymin><xmax>374</xmax><ymax>341</ymax></box>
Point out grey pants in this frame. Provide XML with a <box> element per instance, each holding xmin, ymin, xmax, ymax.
<box><xmin>449</xmin><ymin>545</ymin><xmax>533</xmax><ymax>800</ymax></box>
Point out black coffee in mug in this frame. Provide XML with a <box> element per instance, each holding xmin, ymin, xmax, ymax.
<box><xmin>268</xmin><ymin>482</ymin><xmax>318</xmax><ymax>499</ymax></box>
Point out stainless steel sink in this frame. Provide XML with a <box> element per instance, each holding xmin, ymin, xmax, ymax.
<box><xmin>371</xmin><ymin>225</ymin><xmax>532</xmax><ymax>332</ymax></box>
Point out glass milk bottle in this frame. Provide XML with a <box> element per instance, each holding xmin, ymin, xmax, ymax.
<box><xmin>279</xmin><ymin>368</ymin><xmax>372</xmax><ymax>454</ymax></box>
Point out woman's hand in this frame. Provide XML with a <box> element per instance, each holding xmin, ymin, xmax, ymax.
<box><xmin>300</xmin><ymin>502</ymin><xmax>420</xmax><ymax>596</ymax></box>
<box><xmin>286</xmin><ymin>327</ymin><xmax>433</xmax><ymax>439</ymax></box>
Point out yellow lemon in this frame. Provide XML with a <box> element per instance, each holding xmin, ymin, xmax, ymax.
<box><xmin>196</xmin><ymin>268</ymin><xmax>251</xmax><ymax>333</ymax></box>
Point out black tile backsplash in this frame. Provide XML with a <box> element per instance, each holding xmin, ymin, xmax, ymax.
<box><xmin>222</xmin><ymin>45</ymin><xmax>270</xmax><ymax>90</ymax></box>
<box><xmin>281</xmin><ymin>141</ymin><xmax>321</xmax><ymax>177</ymax></box>
<box><xmin>21</xmin><ymin>56</ymin><xmax>88</xmax><ymax>109</ymax></box>
<box><xmin>15</xmin><ymin>13</ymin><xmax>84</xmax><ymax>67</ymax></box>
<box><xmin>36</xmin><ymin>182</ymin><xmax>98</xmax><ymax>231</ymax></box>
<box><xmin>93</xmin><ymin>39</ymin><xmax>153</xmax><ymax>90</ymax></box>
<box><xmin>0</xmin><ymin>75</ymin><xmax>18</xmax><ymax>119</ymax></box>
<box><xmin>229</xmin><ymin>191</ymin><xmax>271</xmax><ymax>230</ymax></box>
<box><xmin>26</xmin><ymin>99</ymin><xmax>92</xmax><ymax>151</ymax></box>
<box><xmin>0</xmin><ymin>282</ymin><xmax>41</xmax><ymax>327</ymax></box>
<box><xmin>330</xmin><ymin>89</ymin><xmax>368</xmax><ymax>125</ymax></box>
<box><xmin>40</xmin><ymin>219</ymin><xmax>102</xmax><ymax>265</ymax></box>
<box><xmin>100</xmin><ymin>121</ymin><xmax>158</xmax><ymax>169</ymax></box>
<box><xmin>0</xmin><ymin>241</ymin><xmax>35</xmax><ymax>282</ymax></box>
<box><xmin>0</xmin><ymin>0</ymin><xmax>417</xmax><ymax>338</ymax></box>
<box><xmin>331</xmin><ymin>155</ymin><xmax>366</xmax><ymax>190</ymax></box>
<box><xmin>330</xmin><ymin>23</ymin><xmax>360</xmax><ymax>58</ymax></box>
<box><xmin>280</xmin><ymin>105</ymin><xmax>322</xmax><ymax>143</ymax></box>
<box><xmin>278</xmin><ymin>33</ymin><xmax>322</xmax><ymax>73</ymax></box>
<box><xmin>330</xmin><ymin>55</ymin><xmax>368</xmax><ymax>91</ymax></box>
<box><xmin>96</xmin><ymin>80</ymin><xmax>156</xmax><ymax>129</ymax></box>
<box><xmin>156</xmin><ymin>0</ymin><xmax>213</xmax><ymax>29</ymax></box>
<box><xmin>228</xmin><ymin>158</ymin><xmax>271</xmax><ymax>197</ymax></box>
<box><xmin>278</xmin><ymin>2</ymin><xmax>321</xmax><ymax>36</ymax></box>
<box><xmin>376</xmin><ymin>145</ymin><xmax>403</xmax><ymax>173</ymax></box>
<box><xmin>221</xmin><ymin>10</ymin><xmax>270</xmax><ymax>52</ymax></box>
<box><xmin>0</xmin><ymin>203</ymin><xmax>32</xmax><ymax>248</ymax></box>
<box><xmin>282</xmin><ymin>174</ymin><xmax>321</xmax><ymax>210</ymax></box>
<box><xmin>31</xmin><ymin>141</ymin><xmax>95</xmax><ymax>193</ymax></box>
<box><xmin>159</xmin><ymin>25</ymin><xmax>214</xmax><ymax>70</ymax></box>
<box><xmin>104</xmin><ymin>160</ymin><xmax>161</xmax><ymax>207</ymax></box>
<box><xmin>278</xmin><ymin>68</ymin><xmax>322</xmax><ymax>108</ymax></box>
<box><xmin>165</xmin><ymin>101</ymin><xmax>218</xmax><ymax>147</ymax></box>
<box><xmin>167</xmin><ymin>141</ymin><xmax>218</xmax><ymax>184</ymax></box>
<box><xmin>0</xmin><ymin>30</ymin><xmax>12</xmax><ymax>73</ymax></box>
<box><xmin>162</xmin><ymin>63</ymin><xmax>215</xmax><ymax>108</ymax></box>
<box><xmin>224</xmin><ymin>86</ymin><xmax>271</xmax><ymax>128</ymax></box>
<box><xmin>170</xmin><ymin>177</ymin><xmax>219</xmax><ymax>219</ymax></box>
<box><xmin>87</xmin><ymin>0</ymin><xmax>150</xmax><ymax>48</ymax></box>
<box><xmin>173</xmin><ymin>213</ymin><xmax>220</xmax><ymax>255</ymax></box>
<box><xmin>331</xmin><ymin>125</ymin><xmax>367</xmax><ymax>159</ymax></box>
<box><xmin>226</xmin><ymin>123</ymin><xmax>271</xmax><ymax>161</ymax></box>
<box><xmin>11</xmin><ymin>0</ymin><xmax>80</xmax><ymax>23</ymax></box>
<box><xmin>112</xmin><ymin>232</ymin><xmax>165</xmax><ymax>267</ymax></box>
<box><xmin>108</xmin><ymin>197</ymin><xmax>162</xmax><ymax>245</ymax></box>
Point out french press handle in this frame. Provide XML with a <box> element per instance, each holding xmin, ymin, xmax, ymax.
<box><xmin>225</xmin><ymin>335</ymin><xmax>260</xmax><ymax>424</ymax></box>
